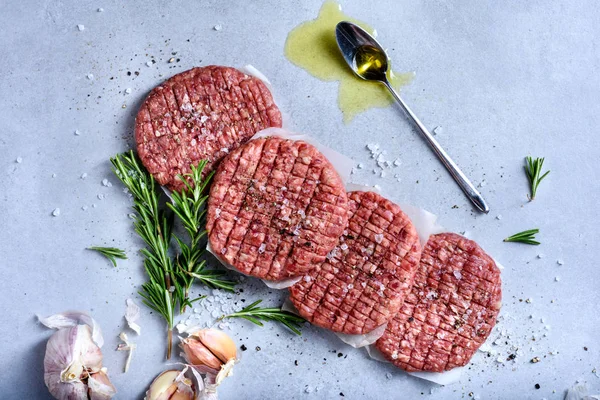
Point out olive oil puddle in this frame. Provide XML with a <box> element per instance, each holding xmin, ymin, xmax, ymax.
<box><xmin>285</xmin><ymin>0</ymin><xmax>413</xmax><ymax>123</ymax></box>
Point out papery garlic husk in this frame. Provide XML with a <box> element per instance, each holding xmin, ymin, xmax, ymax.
<box><xmin>41</xmin><ymin>312</ymin><xmax>116</xmax><ymax>400</ymax></box>
<box><xmin>180</xmin><ymin>329</ymin><xmax>237</xmax><ymax>387</ymax></box>
<box><xmin>145</xmin><ymin>370</ymin><xmax>195</xmax><ymax>400</ymax></box>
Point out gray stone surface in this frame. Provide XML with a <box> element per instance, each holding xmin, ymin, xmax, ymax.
<box><xmin>1</xmin><ymin>0</ymin><xmax>599</xmax><ymax>399</ymax></box>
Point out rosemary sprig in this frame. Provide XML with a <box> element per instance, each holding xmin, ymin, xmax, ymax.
<box><xmin>87</xmin><ymin>246</ymin><xmax>127</xmax><ymax>267</ymax></box>
<box><xmin>111</xmin><ymin>151</ymin><xmax>179</xmax><ymax>359</ymax></box>
<box><xmin>168</xmin><ymin>163</ymin><xmax>235</xmax><ymax>312</ymax></box>
<box><xmin>525</xmin><ymin>156</ymin><xmax>550</xmax><ymax>201</ymax></box>
<box><xmin>222</xmin><ymin>300</ymin><xmax>305</xmax><ymax>335</ymax></box>
<box><xmin>503</xmin><ymin>229</ymin><xmax>540</xmax><ymax>245</ymax></box>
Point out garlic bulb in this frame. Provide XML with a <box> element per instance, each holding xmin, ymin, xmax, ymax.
<box><xmin>40</xmin><ymin>312</ymin><xmax>116</xmax><ymax>400</ymax></box>
<box><xmin>180</xmin><ymin>329</ymin><xmax>237</xmax><ymax>387</ymax></box>
<box><xmin>146</xmin><ymin>370</ymin><xmax>195</xmax><ymax>400</ymax></box>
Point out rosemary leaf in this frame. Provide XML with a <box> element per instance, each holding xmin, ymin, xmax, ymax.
<box><xmin>525</xmin><ymin>156</ymin><xmax>550</xmax><ymax>201</ymax></box>
<box><xmin>504</xmin><ymin>229</ymin><xmax>540</xmax><ymax>245</ymax></box>
<box><xmin>169</xmin><ymin>162</ymin><xmax>234</xmax><ymax>310</ymax></box>
<box><xmin>223</xmin><ymin>300</ymin><xmax>305</xmax><ymax>335</ymax></box>
<box><xmin>87</xmin><ymin>246</ymin><xmax>127</xmax><ymax>267</ymax></box>
<box><xmin>111</xmin><ymin>151</ymin><xmax>179</xmax><ymax>359</ymax></box>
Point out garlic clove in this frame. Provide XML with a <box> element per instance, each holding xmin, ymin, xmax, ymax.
<box><xmin>88</xmin><ymin>370</ymin><xmax>117</xmax><ymax>400</ymax></box>
<box><xmin>182</xmin><ymin>337</ymin><xmax>223</xmax><ymax>370</ymax></box>
<box><xmin>145</xmin><ymin>370</ymin><xmax>196</xmax><ymax>400</ymax></box>
<box><xmin>194</xmin><ymin>329</ymin><xmax>237</xmax><ymax>364</ymax></box>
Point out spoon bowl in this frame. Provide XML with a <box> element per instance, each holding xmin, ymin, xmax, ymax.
<box><xmin>335</xmin><ymin>21</ymin><xmax>490</xmax><ymax>213</ymax></box>
<box><xmin>335</xmin><ymin>22</ymin><xmax>389</xmax><ymax>82</ymax></box>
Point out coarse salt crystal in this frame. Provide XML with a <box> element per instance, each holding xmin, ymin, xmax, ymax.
<box><xmin>453</xmin><ymin>270</ymin><xmax>462</xmax><ymax>280</ymax></box>
<box><xmin>97</xmin><ymin>194</ymin><xmax>105</xmax><ymax>200</ymax></box>
<box><xmin>87</xmin><ymin>73</ymin><xmax>94</xmax><ymax>80</ymax></box>
<box><xmin>81</xmin><ymin>206</ymin><xmax>88</xmax><ymax>211</ymax></box>
<box><xmin>357</xmin><ymin>163</ymin><xmax>364</xmax><ymax>169</ymax></box>
<box><xmin>146</xmin><ymin>61</ymin><xmax>153</xmax><ymax>67</ymax></box>
<box><xmin>125</xmin><ymin>88</ymin><xmax>132</xmax><ymax>94</ymax></box>
<box><xmin>220</xmin><ymin>247</ymin><xmax>227</xmax><ymax>255</ymax></box>
<box><xmin>366</xmin><ymin>143</ymin><xmax>379</xmax><ymax>152</ymax></box>
<box><xmin>211</xmin><ymin>310</ymin><xmax>220</xmax><ymax>318</ymax></box>
<box><xmin>385</xmin><ymin>373</ymin><xmax>392</xmax><ymax>379</ymax></box>
<box><xmin>347</xmin><ymin>284</ymin><xmax>354</xmax><ymax>289</ymax></box>
<box><xmin>380</xmin><ymin>171</ymin><xmax>386</xmax><ymax>178</ymax></box>
<box><xmin>101</xmin><ymin>178</ymin><xmax>111</xmax><ymax>187</ymax></box>
<box><xmin>555</xmin><ymin>276</ymin><xmax>560</xmax><ymax>282</ymax></box>
<box><xmin>393</xmin><ymin>158</ymin><xmax>401</xmax><ymax>166</ymax></box>
<box><xmin>496</xmin><ymin>215</ymin><xmax>502</xmax><ymax>220</ymax></box>
<box><xmin>373</xmin><ymin>184</ymin><xmax>381</xmax><ymax>191</ymax></box>
<box><xmin>433</xmin><ymin>126</ymin><xmax>443</xmax><ymax>135</ymax></box>
<box><xmin>372</xmin><ymin>169</ymin><xmax>377</xmax><ymax>174</ymax></box>
<box><xmin>537</xmin><ymin>254</ymin><xmax>544</xmax><ymax>259</ymax></box>
<box><xmin>52</xmin><ymin>208</ymin><xmax>60</xmax><ymax>217</ymax></box>
<box><xmin>340</xmin><ymin>243</ymin><xmax>348</xmax><ymax>251</ymax></box>
<box><xmin>391</xmin><ymin>351</ymin><xmax>398</xmax><ymax>360</ymax></box>
<box><xmin>374</xmin><ymin>233</ymin><xmax>384</xmax><ymax>243</ymax></box>
<box><xmin>213</xmin><ymin>24</ymin><xmax>223</xmax><ymax>31</ymax></box>
<box><xmin>52</xmin><ymin>173</ymin><xmax>57</xmax><ymax>178</ymax></box>
<box><xmin>258</xmin><ymin>243</ymin><xmax>266</xmax><ymax>254</ymax></box>
<box><xmin>16</xmin><ymin>157</ymin><xmax>22</xmax><ymax>163</ymax></box>
<box><xmin>557</xmin><ymin>259</ymin><xmax>564</xmax><ymax>265</ymax></box>
<box><xmin>215</xmin><ymin>208</ymin><xmax>221</xmax><ymax>218</ymax></box>
<box><xmin>77</xmin><ymin>24</ymin><xmax>85</xmax><ymax>31</ymax></box>
<box><xmin>97</xmin><ymin>8</ymin><xmax>104</xmax><ymax>12</ymax></box>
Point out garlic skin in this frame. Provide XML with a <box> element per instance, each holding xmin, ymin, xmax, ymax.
<box><xmin>180</xmin><ymin>329</ymin><xmax>237</xmax><ymax>389</ymax></box>
<box><xmin>40</xmin><ymin>312</ymin><xmax>116</xmax><ymax>400</ymax></box>
<box><xmin>146</xmin><ymin>370</ymin><xmax>195</xmax><ymax>400</ymax></box>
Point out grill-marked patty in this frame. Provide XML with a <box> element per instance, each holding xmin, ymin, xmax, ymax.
<box><xmin>289</xmin><ymin>191</ymin><xmax>422</xmax><ymax>335</ymax></box>
<box><xmin>376</xmin><ymin>232</ymin><xmax>502</xmax><ymax>372</ymax></box>
<box><xmin>207</xmin><ymin>137</ymin><xmax>349</xmax><ymax>281</ymax></box>
<box><xmin>135</xmin><ymin>66</ymin><xmax>282</xmax><ymax>191</ymax></box>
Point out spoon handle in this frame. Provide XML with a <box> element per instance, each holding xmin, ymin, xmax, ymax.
<box><xmin>382</xmin><ymin>80</ymin><xmax>490</xmax><ymax>213</ymax></box>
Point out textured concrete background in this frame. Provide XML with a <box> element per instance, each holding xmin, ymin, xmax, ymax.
<box><xmin>1</xmin><ymin>0</ymin><xmax>599</xmax><ymax>399</ymax></box>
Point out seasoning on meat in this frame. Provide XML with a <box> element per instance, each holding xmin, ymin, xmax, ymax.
<box><xmin>375</xmin><ymin>233</ymin><xmax>502</xmax><ymax>372</ymax></box>
<box><xmin>206</xmin><ymin>137</ymin><xmax>349</xmax><ymax>281</ymax></box>
<box><xmin>135</xmin><ymin>65</ymin><xmax>282</xmax><ymax>191</ymax></box>
<box><xmin>289</xmin><ymin>191</ymin><xmax>422</xmax><ymax>335</ymax></box>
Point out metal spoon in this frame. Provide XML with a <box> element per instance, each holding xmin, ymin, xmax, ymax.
<box><xmin>335</xmin><ymin>21</ymin><xmax>490</xmax><ymax>213</ymax></box>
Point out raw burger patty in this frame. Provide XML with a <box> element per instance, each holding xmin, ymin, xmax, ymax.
<box><xmin>135</xmin><ymin>65</ymin><xmax>282</xmax><ymax>191</ymax></box>
<box><xmin>206</xmin><ymin>136</ymin><xmax>349</xmax><ymax>281</ymax></box>
<box><xmin>376</xmin><ymin>232</ymin><xmax>502</xmax><ymax>372</ymax></box>
<box><xmin>289</xmin><ymin>191</ymin><xmax>422</xmax><ymax>335</ymax></box>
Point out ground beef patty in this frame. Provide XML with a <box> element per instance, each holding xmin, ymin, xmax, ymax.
<box><xmin>376</xmin><ymin>232</ymin><xmax>502</xmax><ymax>372</ymax></box>
<box><xmin>135</xmin><ymin>66</ymin><xmax>282</xmax><ymax>191</ymax></box>
<box><xmin>206</xmin><ymin>136</ymin><xmax>349</xmax><ymax>281</ymax></box>
<box><xmin>289</xmin><ymin>191</ymin><xmax>422</xmax><ymax>335</ymax></box>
